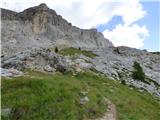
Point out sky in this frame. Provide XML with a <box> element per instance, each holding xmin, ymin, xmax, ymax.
<box><xmin>1</xmin><ymin>0</ymin><xmax>160</xmax><ymax>52</ymax></box>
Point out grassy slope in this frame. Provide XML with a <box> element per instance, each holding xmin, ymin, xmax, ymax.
<box><xmin>58</xmin><ymin>47</ymin><xmax>97</xmax><ymax>58</ymax></box>
<box><xmin>2</xmin><ymin>70</ymin><xmax>160</xmax><ymax>120</ymax></box>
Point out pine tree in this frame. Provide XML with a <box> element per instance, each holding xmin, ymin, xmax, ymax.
<box><xmin>132</xmin><ymin>61</ymin><xmax>145</xmax><ymax>81</ymax></box>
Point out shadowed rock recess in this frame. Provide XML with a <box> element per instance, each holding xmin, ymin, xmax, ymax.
<box><xmin>1</xmin><ymin>3</ymin><xmax>160</xmax><ymax>97</ymax></box>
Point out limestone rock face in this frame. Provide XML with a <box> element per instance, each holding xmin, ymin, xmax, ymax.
<box><xmin>1</xmin><ymin>3</ymin><xmax>113</xmax><ymax>58</ymax></box>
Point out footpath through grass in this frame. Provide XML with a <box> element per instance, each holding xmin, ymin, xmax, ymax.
<box><xmin>1</xmin><ymin>70</ymin><xmax>160</xmax><ymax>120</ymax></box>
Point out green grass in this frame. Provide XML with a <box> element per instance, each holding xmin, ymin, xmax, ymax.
<box><xmin>58</xmin><ymin>47</ymin><xmax>97</xmax><ymax>58</ymax></box>
<box><xmin>1</xmin><ymin>70</ymin><xmax>160</xmax><ymax>120</ymax></box>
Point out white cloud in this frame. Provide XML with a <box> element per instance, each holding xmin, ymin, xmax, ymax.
<box><xmin>113</xmin><ymin>0</ymin><xmax>146</xmax><ymax>26</ymax></box>
<box><xmin>103</xmin><ymin>0</ymin><xmax>149</xmax><ymax>48</ymax></box>
<box><xmin>1</xmin><ymin>0</ymin><xmax>149</xmax><ymax>48</ymax></box>
<box><xmin>103</xmin><ymin>24</ymin><xmax>149</xmax><ymax>48</ymax></box>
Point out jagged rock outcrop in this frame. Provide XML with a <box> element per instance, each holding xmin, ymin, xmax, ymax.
<box><xmin>90</xmin><ymin>46</ymin><xmax>160</xmax><ymax>96</ymax></box>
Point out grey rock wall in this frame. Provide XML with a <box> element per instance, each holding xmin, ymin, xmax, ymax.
<box><xmin>1</xmin><ymin>3</ymin><xmax>113</xmax><ymax>58</ymax></box>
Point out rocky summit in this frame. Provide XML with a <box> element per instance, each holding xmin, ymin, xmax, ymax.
<box><xmin>1</xmin><ymin>3</ymin><xmax>160</xmax><ymax>97</ymax></box>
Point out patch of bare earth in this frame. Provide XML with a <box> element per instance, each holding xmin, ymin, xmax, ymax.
<box><xmin>96</xmin><ymin>99</ymin><xmax>117</xmax><ymax>120</ymax></box>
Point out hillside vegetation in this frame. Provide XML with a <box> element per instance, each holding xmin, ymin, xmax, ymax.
<box><xmin>58</xmin><ymin>47</ymin><xmax>97</xmax><ymax>58</ymax></box>
<box><xmin>2</xmin><ymin>70</ymin><xmax>160</xmax><ymax>120</ymax></box>
<box><xmin>132</xmin><ymin>61</ymin><xmax>145</xmax><ymax>81</ymax></box>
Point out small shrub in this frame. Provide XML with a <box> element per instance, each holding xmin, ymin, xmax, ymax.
<box><xmin>121</xmin><ymin>80</ymin><xmax>126</xmax><ymax>85</ymax></box>
<box><xmin>132</xmin><ymin>61</ymin><xmax>145</xmax><ymax>81</ymax></box>
<box><xmin>55</xmin><ymin>47</ymin><xmax>58</xmax><ymax>53</ymax></box>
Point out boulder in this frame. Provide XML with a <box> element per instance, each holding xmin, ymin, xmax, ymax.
<box><xmin>43</xmin><ymin>65</ymin><xmax>55</xmax><ymax>72</ymax></box>
<box><xmin>80</xmin><ymin>96</ymin><xmax>90</xmax><ymax>105</ymax></box>
<box><xmin>1</xmin><ymin>68</ymin><xmax>23</xmax><ymax>77</ymax></box>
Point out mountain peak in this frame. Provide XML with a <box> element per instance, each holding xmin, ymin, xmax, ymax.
<box><xmin>37</xmin><ymin>3</ymin><xmax>49</xmax><ymax>11</ymax></box>
<box><xmin>39</xmin><ymin>3</ymin><xmax>47</xmax><ymax>7</ymax></box>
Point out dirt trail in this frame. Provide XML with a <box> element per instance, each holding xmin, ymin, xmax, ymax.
<box><xmin>96</xmin><ymin>99</ymin><xmax>117</xmax><ymax>120</ymax></box>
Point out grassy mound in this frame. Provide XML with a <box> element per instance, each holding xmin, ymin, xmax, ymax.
<box><xmin>58</xmin><ymin>47</ymin><xmax>97</xmax><ymax>58</ymax></box>
<box><xmin>2</xmin><ymin>70</ymin><xmax>160</xmax><ymax>120</ymax></box>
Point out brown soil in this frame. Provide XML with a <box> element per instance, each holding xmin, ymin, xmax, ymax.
<box><xmin>96</xmin><ymin>99</ymin><xmax>117</xmax><ymax>120</ymax></box>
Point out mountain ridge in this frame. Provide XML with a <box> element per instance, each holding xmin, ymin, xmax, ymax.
<box><xmin>1</xmin><ymin>3</ymin><xmax>160</xmax><ymax>97</ymax></box>
<box><xmin>1</xmin><ymin>3</ymin><xmax>113</xmax><ymax>58</ymax></box>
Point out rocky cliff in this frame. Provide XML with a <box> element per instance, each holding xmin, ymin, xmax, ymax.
<box><xmin>1</xmin><ymin>3</ymin><xmax>113</xmax><ymax>58</ymax></box>
<box><xmin>1</xmin><ymin>3</ymin><xmax>160</xmax><ymax>97</ymax></box>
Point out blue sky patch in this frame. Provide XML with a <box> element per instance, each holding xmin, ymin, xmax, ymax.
<box><xmin>96</xmin><ymin>1</ymin><xmax>159</xmax><ymax>52</ymax></box>
<box><xmin>97</xmin><ymin>15</ymin><xmax>124</xmax><ymax>32</ymax></box>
